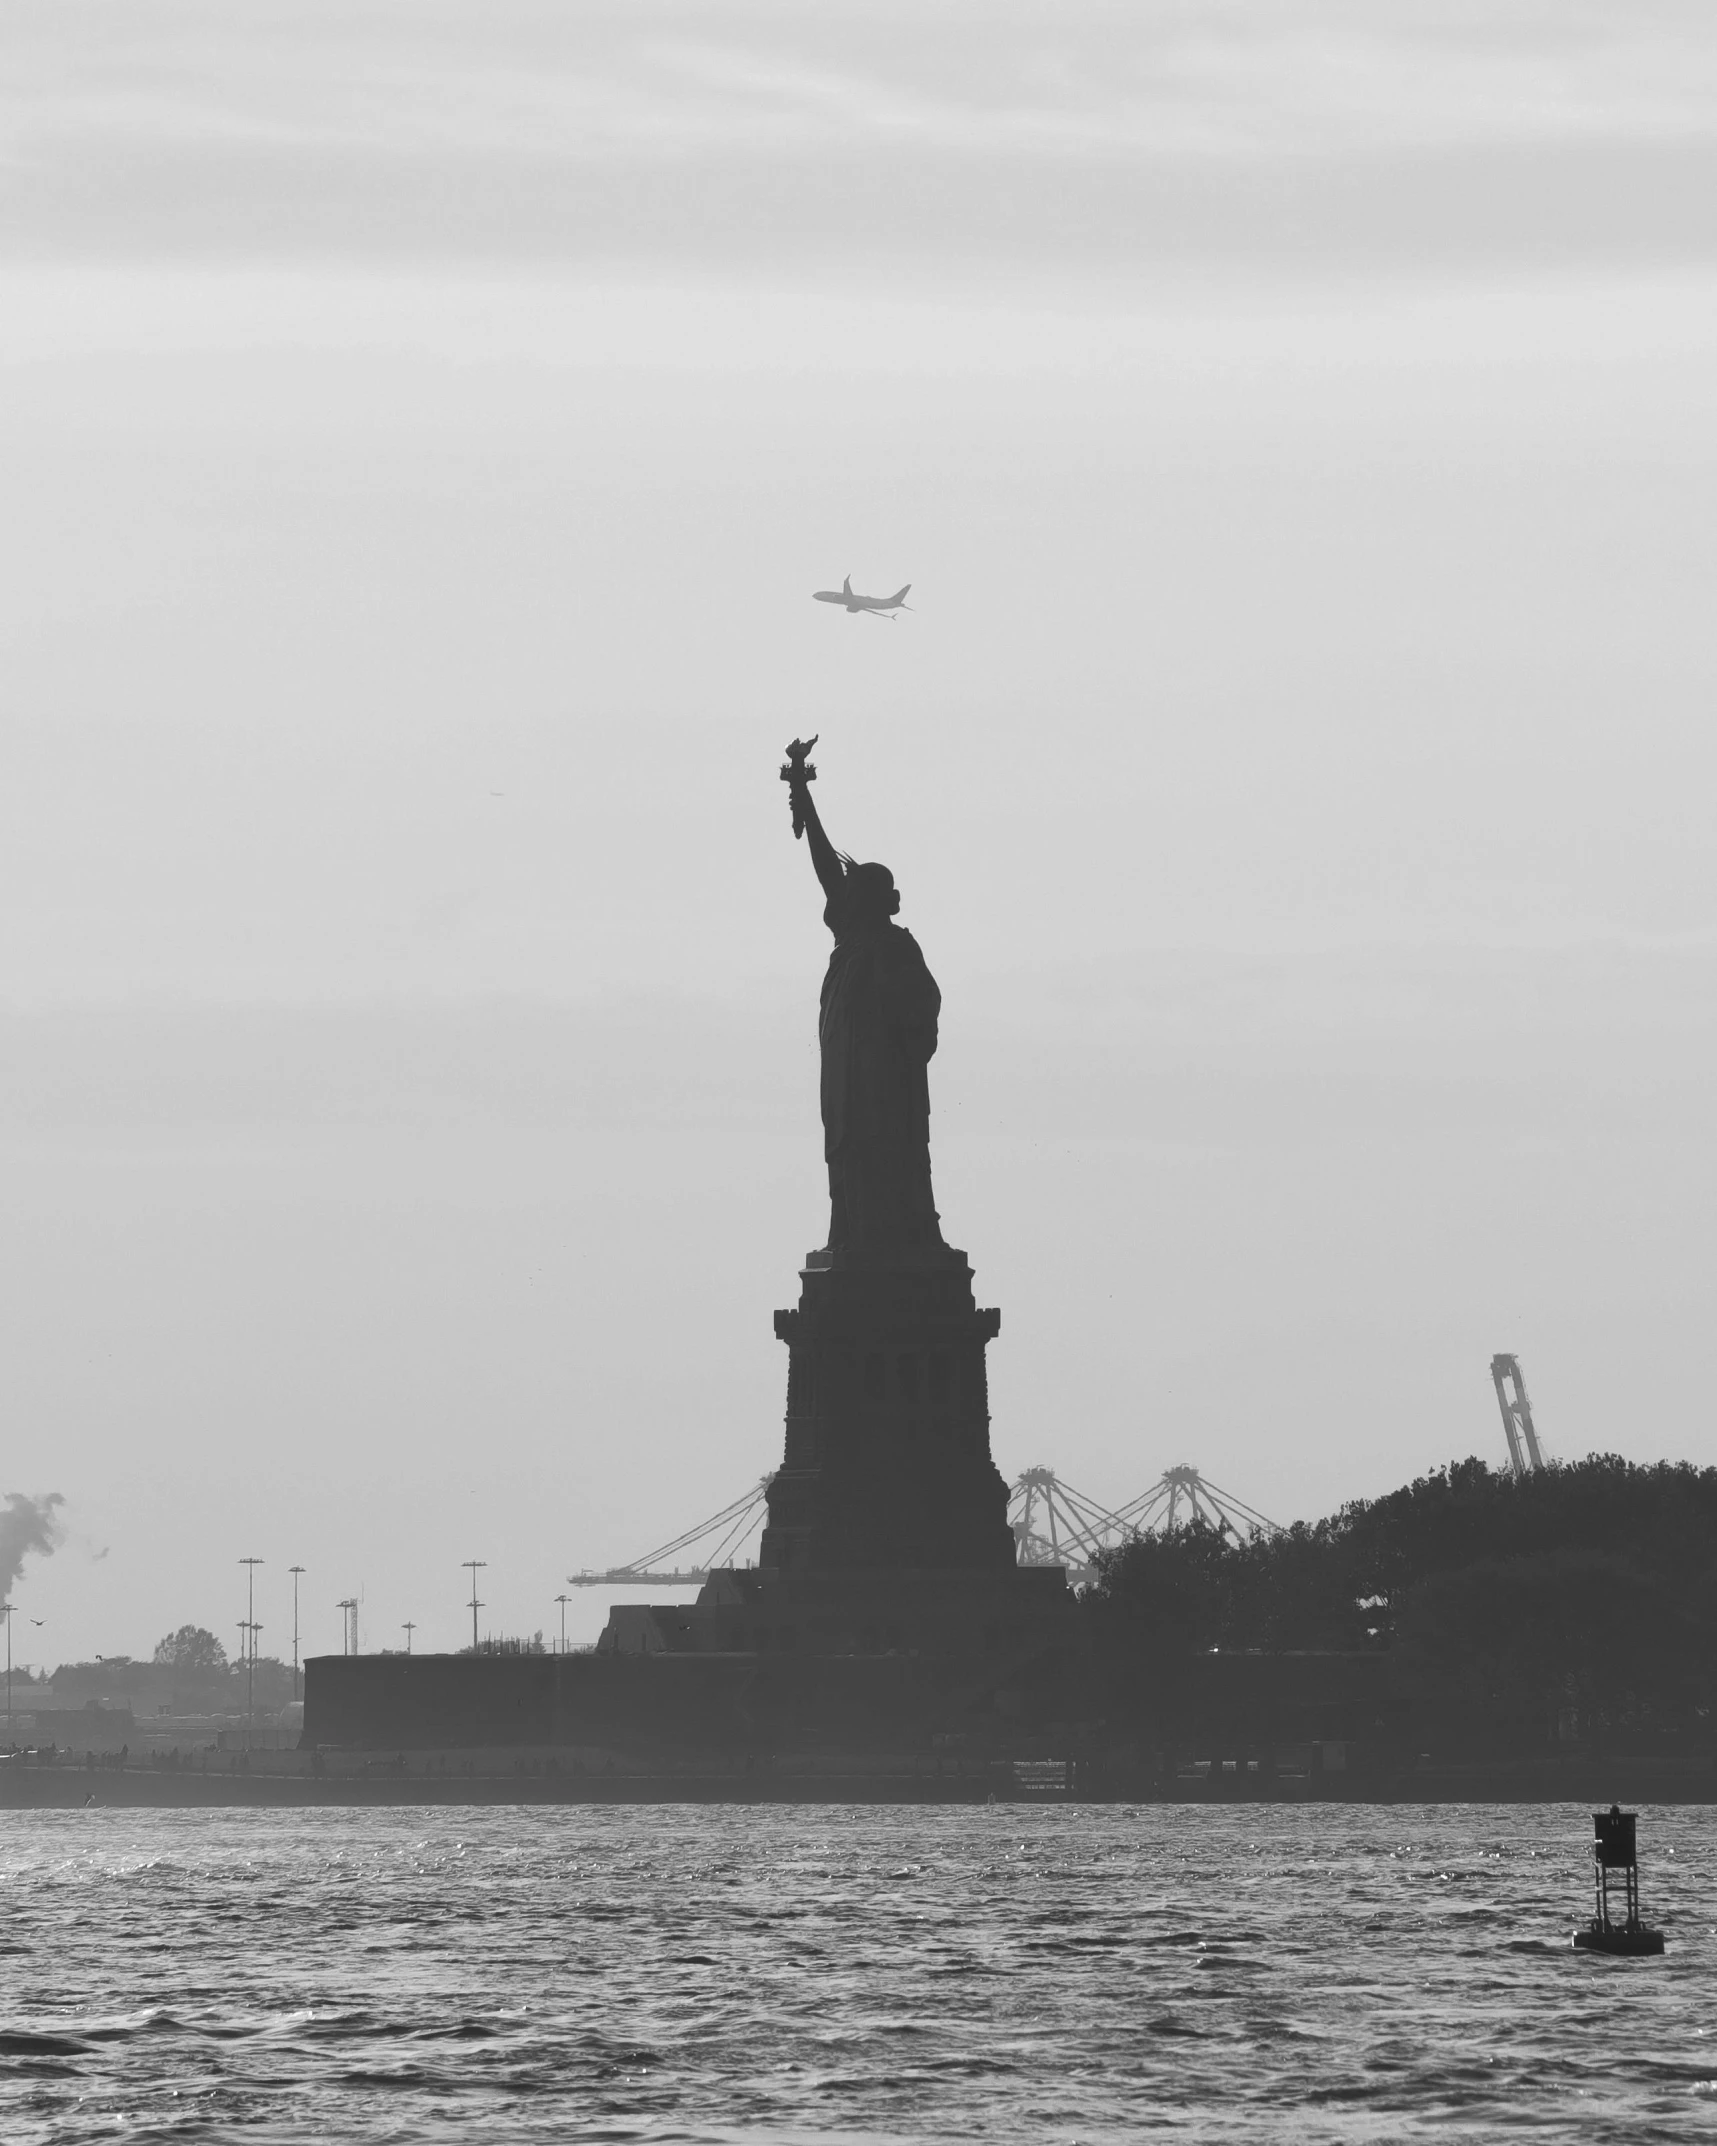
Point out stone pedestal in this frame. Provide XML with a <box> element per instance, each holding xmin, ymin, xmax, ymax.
<box><xmin>686</xmin><ymin>1562</ymin><xmax>1070</xmax><ymax>1660</ymax></box>
<box><xmin>595</xmin><ymin>1238</ymin><xmax>1067</xmax><ymax>1670</ymax></box>
<box><xmin>760</xmin><ymin>1244</ymin><xmax>1016</xmax><ymax>1574</ymax></box>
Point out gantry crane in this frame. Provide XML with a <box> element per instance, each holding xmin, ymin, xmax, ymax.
<box><xmin>1008</xmin><ymin>1464</ymin><xmax>1280</xmax><ymax>1581</ymax></box>
<box><xmin>564</xmin><ymin>1476</ymin><xmax>774</xmax><ymax>1587</ymax></box>
<box><xmin>1009</xmin><ymin>1467</ymin><xmax>1125</xmax><ymax>1583</ymax></box>
<box><xmin>1490</xmin><ymin>1353</ymin><xmax>1545</xmax><ymax>1475</ymax></box>
<box><xmin>1106</xmin><ymin>1464</ymin><xmax>1281</xmax><ymax>1541</ymax></box>
<box><xmin>573</xmin><ymin>1460</ymin><xmax>1281</xmax><ymax>1595</ymax></box>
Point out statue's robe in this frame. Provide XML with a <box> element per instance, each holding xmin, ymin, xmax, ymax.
<box><xmin>818</xmin><ymin>886</ymin><xmax>944</xmax><ymax>1255</ymax></box>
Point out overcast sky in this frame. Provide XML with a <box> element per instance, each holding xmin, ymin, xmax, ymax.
<box><xmin>4</xmin><ymin>2</ymin><xmax>1715</xmax><ymax>1665</ymax></box>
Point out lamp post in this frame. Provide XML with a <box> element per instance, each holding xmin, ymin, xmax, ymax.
<box><xmin>247</xmin><ymin>1623</ymin><xmax>263</xmax><ymax>1739</ymax></box>
<box><xmin>289</xmin><ymin>1566</ymin><xmax>305</xmax><ymax>1699</ymax></box>
<box><xmin>462</xmin><ymin>1561</ymin><xmax>486</xmax><ymax>1652</ymax></box>
<box><xmin>239</xmin><ymin>1558</ymin><xmax>264</xmax><ymax>1739</ymax></box>
<box><xmin>402</xmin><ymin>1621</ymin><xmax>416</xmax><ymax>1654</ymax></box>
<box><xmin>555</xmin><ymin>1593</ymin><xmax>570</xmax><ymax>1655</ymax></box>
<box><xmin>1</xmin><ymin>1602</ymin><xmax>12</xmax><ymax>1741</ymax></box>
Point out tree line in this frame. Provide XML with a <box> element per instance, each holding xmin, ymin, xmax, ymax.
<box><xmin>1081</xmin><ymin>1456</ymin><xmax>1717</xmax><ymax>1756</ymax></box>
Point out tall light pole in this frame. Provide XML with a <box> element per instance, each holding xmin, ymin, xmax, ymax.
<box><xmin>236</xmin><ymin>1619</ymin><xmax>258</xmax><ymax>1744</ymax></box>
<box><xmin>1</xmin><ymin>1602</ymin><xmax>12</xmax><ymax>1740</ymax></box>
<box><xmin>462</xmin><ymin>1561</ymin><xmax>486</xmax><ymax>1652</ymax></box>
<box><xmin>289</xmin><ymin>1566</ymin><xmax>305</xmax><ymax>1699</ymax></box>
<box><xmin>555</xmin><ymin>1592</ymin><xmax>570</xmax><ymax>1655</ymax></box>
<box><xmin>248</xmin><ymin>1623</ymin><xmax>263</xmax><ymax>1735</ymax></box>
<box><xmin>402</xmin><ymin>1621</ymin><xmax>416</xmax><ymax>1654</ymax></box>
<box><xmin>239</xmin><ymin>1558</ymin><xmax>264</xmax><ymax>1741</ymax></box>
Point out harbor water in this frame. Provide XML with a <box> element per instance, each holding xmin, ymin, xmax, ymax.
<box><xmin>2</xmin><ymin>1802</ymin><xmax>1712</xmax><ymax>2142</ymax></box>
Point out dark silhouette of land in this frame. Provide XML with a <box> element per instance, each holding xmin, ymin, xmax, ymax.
<box><xmin>1085</xmin><ymin>1454</ymin><xmax>1717</xmax><ymax>1769</ymax></box>
<box><xmin>8</xmin><ymin>1456</ymin><xmax>1717</xmax><ymax>1804</ymax></box>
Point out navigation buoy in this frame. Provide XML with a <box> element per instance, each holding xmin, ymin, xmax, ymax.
<box><xmin>1573</xmin><ymin>1806</ymin><xmax>1665</xmax><ymax>1956</ymax></box>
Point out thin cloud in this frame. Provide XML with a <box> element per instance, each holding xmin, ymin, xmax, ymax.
<box><xmin>3</xmin><ymin>3</ymin><xmax>1715</xmax><ymax>282</ymax></box>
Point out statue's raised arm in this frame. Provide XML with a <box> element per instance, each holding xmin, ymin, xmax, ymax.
<box><xmin>781</xmin><ymin>736</ymin><xmax>842</xmax><ymax>901</ymax></box>
<box><xmin>777</xmin><ymin>735</ymin><xmax>942</xmax><ymax>1257</ymax></box>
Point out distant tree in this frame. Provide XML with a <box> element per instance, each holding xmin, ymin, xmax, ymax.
<box><xmin>1394</xmin><ymin>1549</ymin><xmax>1710</xmax><ymax>1754</ymax></box>
<box><xmin>244</xmin><ymin>1656</ymin><xmax>297</xmax><ymax>1710</ymax></box>
<box><xmin>1081</xmin><ymin>1454</ymin><xmax>1717</xmax><ymax>1757</ymax></box>
<box><xmin>152</xmin><ymin>1625</ymin><xmax>228</xmax><ymax>1673</ymax></box>
<box><xmin>51</xmin><ymin>1657</ymin><xmax>148</xmax><ymax>1697</ymax></box>
<box><xmin>1079</xmin><ymin>1521</ymin><xmax>1239</xmax><ymax>1736</ymax></box>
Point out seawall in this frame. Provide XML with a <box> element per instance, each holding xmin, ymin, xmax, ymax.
<box><xmin>5</xmin><ymin>1752</ymin><xmax>1716</xmax><ymax>1809</ymax></box>
<box><xmin>300</xmin><ymin>1647</ymin><xmax>1069</xmax><ymax>1756</ymax></box>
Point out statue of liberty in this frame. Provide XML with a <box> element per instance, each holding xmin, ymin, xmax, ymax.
<box><xmin>781</xmin><ymin>739</ymin><xmax>947</xmax><ymax>1261</ymax></box>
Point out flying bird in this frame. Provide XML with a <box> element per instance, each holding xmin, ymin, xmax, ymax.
<box><xmin>812</xmin><ymin>576</ymin><xmax>912</xmax><ymax>619</ymax></box>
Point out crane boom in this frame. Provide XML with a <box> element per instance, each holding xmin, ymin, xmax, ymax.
<box><xmin>566</xmin><ymin>1476</ymin><xmax>774</xmax><ymax>1586</ymax></box>
<box><xmin>1490</xmin><ymin>1353</ymin><xmax>1544</xmax><ymax>1474</ymax></box>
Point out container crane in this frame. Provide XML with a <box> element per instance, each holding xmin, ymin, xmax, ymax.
<box><xmin>1490</xmin><ymin>1353</ymin><xmax>1545</xmax><ymax>1475</ymax></box>
<box><xmin>565</xmin><ymin>1476</ymin><xmax>774</xmax><ymax>1588</ymax></box>
<box><xmin>1008</xmin><ymin>1463</ymin><xmax>1281</xmax><ymax>1583</ymax></box>
<box><xmin>575</xmin><ymin>1461</ymin><xmax>1282</xmax><ymax>1596</ymax></box>
<box><xmin>1107</xmin><ymin>1464</ymin><xmax>1281</xmax><ymax>1542</ymax></box>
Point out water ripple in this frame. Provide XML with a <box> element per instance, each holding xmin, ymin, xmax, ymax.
<box><xmin>0</xmin><ymin>1804</ymin><xmax>1709</xmax><ymax>2142</ymax></box>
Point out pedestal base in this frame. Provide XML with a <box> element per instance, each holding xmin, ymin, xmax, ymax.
<box><xmin>762</xmin><ymin>1246</ymin><xmax>1015</xmax><ymax>1574</ymax></box>
<box><xmin>596</xmin><ymin>1561</ymin><xmax>1071</xmax><ymax>1665</ymax></box>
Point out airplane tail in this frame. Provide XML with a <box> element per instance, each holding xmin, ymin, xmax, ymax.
<box><xmin>843</xmin><ymin>576</ymin><xmax>852</xmax><ymax>597</ymax></box>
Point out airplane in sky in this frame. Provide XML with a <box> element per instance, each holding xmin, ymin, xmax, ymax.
<box><xmin>812</xmin><ymin>576</ymin><xmax>912</xmax><ymax>617</ymax></box>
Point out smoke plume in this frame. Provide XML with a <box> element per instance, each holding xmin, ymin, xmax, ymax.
<box><xmin>1</xmin><ymin>1491</ymin><xmax>66</xmax><ymax>1599</ymax></box>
